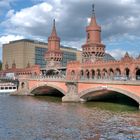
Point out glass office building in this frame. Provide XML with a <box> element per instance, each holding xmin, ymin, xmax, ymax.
<box><xmin>35</xmin><ymin>46</ymin><xmax>77</xmax><ymax>68</ymax></box>
<box><xmin>62</xmin><ymin>51</ymin><xmax>76</xmax><ymax>67</ymax></box>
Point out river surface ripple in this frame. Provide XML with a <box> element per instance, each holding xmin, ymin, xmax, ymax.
<box><xmin>0</xmin><ymin>95</ymin><xmax>139</xmax><ymax>140</ymax></box>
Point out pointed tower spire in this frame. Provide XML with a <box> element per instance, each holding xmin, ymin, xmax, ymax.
<box><xmin>48</xmin><ymin>19</ymin><xmax>60</xmax><ymax>51</ymax></box>
<box><xmin>51</xmin><ymin>19</ymin><xmax>57</xmax><ymax>37</ymax></box>
<box><xmin>92</xmin><ymin>4</ymin><xmax>95</xmax><ymax>17</ymax></box>
<box><xmin>89</xmin><ymin>4</ymin><xmax>99</xmax><ymax>28</ymax></box>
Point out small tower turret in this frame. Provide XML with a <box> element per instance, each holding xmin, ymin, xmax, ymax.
<box><xmin>82</xmin><ymin>4</ymin><xmax>105</xmax><ymax>62</ymax></box>
<box><xmin>45</xmin><ymin>19</ymin><xmax>63</xmax><ymax>69</ymax></box>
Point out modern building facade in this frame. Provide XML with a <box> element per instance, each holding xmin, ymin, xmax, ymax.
<box><xmin>2</xmin><ymin>39</ymin><xmax>81</xmax><ymax>70</ymax></box>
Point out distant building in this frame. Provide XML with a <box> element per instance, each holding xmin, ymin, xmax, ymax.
<box><xmin>2</xmin><ymin>39</ymin><xmax>81</xmax><ymax>70</ymax></box>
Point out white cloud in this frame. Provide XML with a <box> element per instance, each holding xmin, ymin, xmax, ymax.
<box><xmin>10</xmin><ymin>2</ymin><xmax>52</xmax><ymax>27</ymax></box>
<box><xmin>6</xmin><ymin>9</ymin><xmax>15</xmax><ymax>18</ymax></box>
<box><xmin>1</xmin><ymin>2</ymin><xmax>58</xmax><ymax>38</ymax></box>
<box><xmin>0</xmin><ymin>35</ymin><xmax>24</xmax><ymax>47</ymax></box>
<box><xmin>62</xmin><ymin>38</ymin><xmax>85</xmax><ymax>49</ymax></box>
<box><xmin>120</xmin><ymin>0</ymin><xmax>135</xmax><ymax>4</ymax></box>
<box><xmin>107</xmin><ymin>49</ymin><xmax>126</xmax><ymax>59</ymax></box>
<box><xmin>3</xmin><ymin>0</ymin><xmax>140</xmax><ymax>38</ymax></box>
<box><xmin>106</xmin><ymin>48</ymin><xmax>138</xmax><ymax>59</ymax></box>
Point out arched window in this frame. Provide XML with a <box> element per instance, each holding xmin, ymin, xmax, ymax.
<box><xmin>71</xmin><ymin>70</ymin><xmax>76</xmax><ymax>80</ymax></box>
<box><xmin>87</xmin><ymin>33</ymin><xmax>90</xmax><ymax>39</ymax></box>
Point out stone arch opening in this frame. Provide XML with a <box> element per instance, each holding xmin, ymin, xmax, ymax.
<box><xmin>31</xmin><ymin>85</ymin><xmax>65</xmax><ymax>97</ymax></box>
<box><xmin>80</xmin><ymin>87</ymin><xmax>140</xmax><ymax>108</ymax></box>
<box><xmin>80</xmin><ymin>70</ymin><xmax>84</xmax><ymax>79</ymax></box>
<box><xmin>109</xmin><ymin>68</ymin><xmax>114</xmax><ymax>79</ymax></box>
<box><xmin>102</xmin><ymin>69</ymin><xmax>108</xmax><ymax>79</ymax></box>
<box><xmin>115</xmin><ymin>68</ymin><xmax>121</xmax><ymax>76</ymax></box>
<box><xmin>91</xmin><ymin>69</ymin><xmax>95</xmax><ymax>79</ymax></box>
<box><xmin>86</xmin><ymin>69</ymin><xmax>90</xmax><ymax>79</ymax></box>
<box><xmin>21</xmin><ymin>82</ymin><xmax>25</xmax><ymax>89</ymax></box>
<box><xmin>96</xmin><ymin>69</ymin><xmax>101</xmax><ymax>79</ymax></box>
<box><xmin>125</xmin><ymin>68</ymin><xmax>130</xmax><ymax>79</ymax></box>
<box><xmin>136</xmin><ymin>69</ymin><xmax>140</xmax><ymax>80</ymax></box>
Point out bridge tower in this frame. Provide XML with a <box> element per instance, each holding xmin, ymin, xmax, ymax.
<box><xmin>45</xmin><ymin>19</ymin><xmax>63</xmax><ymax>69</ymax></box>
<box><xmin>82</xmin><ymin>4</ymin><xmax>105</xmax><ymax>62</ymax></box>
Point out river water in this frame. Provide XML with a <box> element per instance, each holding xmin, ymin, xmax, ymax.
<box><xmin>0</xmin><ymin>95</ymin><xmax>140</xmax><ymax>140</ymax></box>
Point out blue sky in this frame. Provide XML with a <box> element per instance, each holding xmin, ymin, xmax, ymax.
<box><xmin>0</xmin><ymin>0</ymin><xmax>140</xmax><ymax>60</ymax></box>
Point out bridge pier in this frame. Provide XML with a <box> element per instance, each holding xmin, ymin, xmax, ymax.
<box><xmin>62</xmin><ymin>82</ymin><xmax>80</xmax><ymax>102</ymax></box>
<box><xmin>11</xmin><ymin>79</ymin><xmax>30</xmax><ymax>95</ymax></box>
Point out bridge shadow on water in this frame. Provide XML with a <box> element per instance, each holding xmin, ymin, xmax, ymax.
<box><xmin>86</xmin><ymin>91</ymin><xmax>139</xmax><ymax>109</ymax></box>
<box><xmin>31</xmin><ymin>86</ymin><xmax>64</xmax><ymax>98</ymax></box>
<box><xmin>31</xmin><ymin>86</ymin><xmax>139</xmax><ymax>109</ymax></box>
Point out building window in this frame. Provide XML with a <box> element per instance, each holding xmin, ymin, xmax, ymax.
<box><xmin>88</xmin><ymin>33</ymin><xmax>90</xmax><ymax>39</ymax></box>
<box><xmin>35</xmin><ymin>47</ymin><xmax>47</xmax><ymax>68</ymax></box>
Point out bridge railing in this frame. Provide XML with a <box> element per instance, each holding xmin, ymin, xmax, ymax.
<box><xmin>29</xmin><ymin>75</ymin><xmax>66</xmax><ymax>81</ymax></box>
<box><xmin>78</xmin><ymin>75</ymin><xmax>140</xmax><ymax>81</ymax></box>
<box><xmin>77</xmin><ymin>77</ymin><xmax>140</xmax><ymax>85</ymax></box>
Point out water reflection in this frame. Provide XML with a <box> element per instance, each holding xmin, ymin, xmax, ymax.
<box><xmin>0</xmin><ymin>95</ymin><xmax>139</xmax><ymax>140</ymax></box>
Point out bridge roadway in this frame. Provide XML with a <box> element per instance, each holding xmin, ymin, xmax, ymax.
<box><xmin>16</xmin><ymin>76</ymin><xmax>140</xmax><ymax>109</ymax></box>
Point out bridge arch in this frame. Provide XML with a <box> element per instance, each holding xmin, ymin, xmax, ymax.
<box><xmin>79</xmin><ymin>86</ymin><xmax>140</xmax><ymax>106</ymax></box>
<box><xmin>30</xmin><ymin>83</ymin><xmax>66</xmax><ymax>96</ymax></box>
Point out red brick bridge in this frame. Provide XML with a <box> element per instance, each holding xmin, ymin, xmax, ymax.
<box><xmin>17</xmin><ymin>76</ymin><xmax>140</xmax><ymax>109</ymax></box>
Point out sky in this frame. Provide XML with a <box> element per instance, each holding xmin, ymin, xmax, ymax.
<box><xmin>0</xmin><ymin>0</ymin><xmax>140</xmax><ymax>60</ymax></box>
